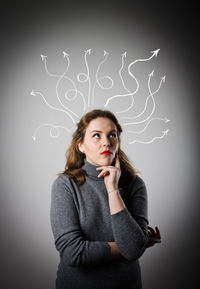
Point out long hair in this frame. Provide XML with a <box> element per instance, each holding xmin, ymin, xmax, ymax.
<box><xmin>58</xmin><ymin>109</ymin><xmax>137</xmax><ymax>186</ymax></box>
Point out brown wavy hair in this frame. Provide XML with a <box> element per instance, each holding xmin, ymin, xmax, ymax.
<box><xmin>58</xmin><ymin>109</ymin><xmax>137</xmax><ymax>186</ymax></box>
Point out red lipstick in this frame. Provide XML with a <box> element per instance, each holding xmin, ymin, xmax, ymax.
<box><xmin>101</xmin><ymin>150</ymin><xmax>112</xmax><ymax>155</ymax></box>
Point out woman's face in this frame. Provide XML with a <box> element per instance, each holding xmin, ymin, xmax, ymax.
<box><xmin>78</xmin><ymin>117</ymin><xmax>119</xmax><ymax>166</ymax></box>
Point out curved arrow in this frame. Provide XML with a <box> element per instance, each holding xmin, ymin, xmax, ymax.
<box><xmin>125</xmin><ymin>117</ymin><xmax>170</xmax><ymax>134</ymax></box>
<box><xmin>104</xmin><ymin>49</ymin><xmax>160</xmax><ymax>109</ymax></box>
<box><xmin>92</xmin><ymin>50</ymin><xmax>114</xmax><ymax>106</ymax></box>
<box><xmin>122</xmin><ymin>70</ymin><xmax>154</xmax><ymax>122</ymax></box>
<box><xmin>129</xmin><ymin>129</ymin><xmax>169</xmax><ymax>144</ymax></box>
<box><xmin>122</xmin><ymin>74</ymin><xmax>166</xmax><ymax>125</ymax></box>
<box><xmin>32</xmin><ymin>123</ymin><xmax>72</xmax><ymax>141</ymax></box>
<box><xmin>30</xmin><ymin>90</ymin><xmax>76</xmax><ymax>124</ymax></box>
<box><xmin>55</xmin><ymin>52</ymin><xmax>87</xmax><ymax>117</ymax></box>
<box><xmin>115</xmin><ymin>52</ymin><xmax>136</xmax><ymax>114</ymax></box>
<box><xmin>41</xmin><ymin>54</ymin><xmax>63</xmax><ymax>78</ymax></box>
<box><xmin>77</xmin><ymin>49</ymin><xmax>91</xmax><ymax>109</ymax></box>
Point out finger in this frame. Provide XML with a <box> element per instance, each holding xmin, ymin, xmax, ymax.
<box><xmin>155</xmin><ymin>226</ymin><xmax>160</xmax><ymax>233</ymax></box>
<box><xmin>148</xmin><ymin>229</ymin><xmax>152</xmax><ymax>235</ymax></box>
<box><xmin>96</xmin><ymin>166</ymin><xmax>113</xmax><ymax>171</ymax></box>
<box><xmin>96</xmin><ymin>166</ymin><xmax>105</xmax><ymax>171</ymax></box>
<box><xmin>148</xmin><ymin>232</ymin><xmax>153</xmax><ymax>238</ymax></box>
<box><xmin>97</xmin><ymin>169</ymin><xmax>110</xmax><ymax>178</ymax></box>
<box><xmin>148</xmin><ymin>226</ymin><xmax>155</xmax><ymax>234</ymax></box>
<box><xmin>115</xmin><ymin>154</ymin><xmax>120</xmax><ymax>169</ymax></box>
<box><xmin>155</xmin><ymin>226</ymin><xmax>161</xmax><ymax>237</ymax></box>
<box><xmin>155</xmin><ymin>226</ymin><xmax>161</xmax><ymax>239</ymax></box>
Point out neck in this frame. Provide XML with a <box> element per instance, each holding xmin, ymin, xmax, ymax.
<box><xmin>82</xmin><ymin>159</ymin><xmax>104</xmax><ymax>180</ymax></box>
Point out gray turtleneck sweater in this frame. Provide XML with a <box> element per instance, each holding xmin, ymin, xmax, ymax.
<box><xmin>50</xmin><ymin>160</ymin><xmax>149</xmax><ymax>289</ymax></box>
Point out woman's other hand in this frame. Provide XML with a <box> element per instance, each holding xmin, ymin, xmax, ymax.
<box><xmin>146</xmin><ymin>226</ymin><xmax>161</xmax><ymax>248</ymax></box>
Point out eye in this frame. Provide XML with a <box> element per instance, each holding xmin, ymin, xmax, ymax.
<box><xmin>109</xmin><ymin>133</ymin><xmax>117</xmax><ymax>138</ymax></box>
<box><xmin>93</xmin><ymin>133</ymin><xmax>100</xmax><ymax>138</ymax></box>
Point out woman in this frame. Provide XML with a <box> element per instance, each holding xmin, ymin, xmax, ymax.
<box><xmin>50</xmin><ymin>109</ymin><xmax>161</xmax><ymax>289</ymax></box>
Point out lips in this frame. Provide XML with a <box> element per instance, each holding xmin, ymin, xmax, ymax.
<box><xmin>101</xmin><ymin>150</ymin><xmax>112</xmax><ymax>155</ymax></box>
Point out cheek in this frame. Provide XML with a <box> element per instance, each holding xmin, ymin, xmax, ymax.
<box><xmin>91</xmin><ymin>138</ymin><xmax>100</xmax><ymax>144</ymax></box>
<box><xmin>84</xmin><ymin>139</ymin><xmax>99</xmax><ymax>151</ymax></box>
<box><xmin>113</xmin><ymin>139</ymin><xmax>119</xmax><ymax>147</ymax></box>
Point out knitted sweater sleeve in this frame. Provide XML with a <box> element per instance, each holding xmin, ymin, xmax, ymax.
<box><xmin>110</xmin><ymin>176</ymin><xmax>149</xmax><ymax>260</ymax></box>
<box><xmin>50</xmin><ymin>177</ymin><xmax>110</xmax><ymax>267</ymax></box>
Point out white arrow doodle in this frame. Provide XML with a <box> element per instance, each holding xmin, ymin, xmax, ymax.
<box><xmin>55</xmin><ymin>53</ymin><xmax>81</xmax><ymax>118</ymax></box>
<box><xmin>77</xmin><ymin>49</ymin><xmax>91</xmax><ymax>82</ymax></box>
<box><xmin>125</xmin><ymin>117</ymin><xmax>170</xmax><ymax>134</ymax></box>
<box><xmin>92</xmin><ymin>50</ymin><xmax>114</xmax><ymax>106</ymax></box>
<box><xmin>41</xmin><ymin>54</ymin><xmax>62</xmax><ymax>78</ymax></box>
<box><xmin>119</xmin><ymin>52</ymin><xmax>127</xmax><ymax>91</ymax></box>
<box><xmin>32</xmin><ymin>123</ymin><xmax>72</xmax><ymax>141</ymax></box>
<box><xmin>41</xmin><ymin>52</ymin><xmax>70</xmax><ymax>77</ymax></box>
<box><xmin>115</xmin><ymin>52</ymin><xmax>136</xmax><ymax>114</ymax></box>
<box><xmin>129</xmin><ymin>129</ymin><xmax>169</xmax><ymax>144</ymax></box>
<box><xmin>77</xmin><ymin>49</ymin><xmax>91</xmax><ymax>110</ymax></box>
<box><xmin>30</xmin><ymin>90</ymin><xmax>76</xmax><ymax>124</ymax></box>
<box><xmin>32</xmin><ymin>49</ymin><xmax>169</xmax><ymax>144</ymax></box>
<box><xmin>122</xmin><ymin>70</ymin><xmax>155</xmax><ymax>122</ymax></box>
<box><xmin>122</xmin><ymin>73</ymin><xmax>166</xmax><ymax>124</ymax></box>
<box><xmin>104</xmin><ymin>48</ymin><xmax>160</xmax><ymax>109</ymax></box>
<box><xmin>41</xmin><ymin>52</ymin><xmax>81</xmax><ymax>113</ymax></box>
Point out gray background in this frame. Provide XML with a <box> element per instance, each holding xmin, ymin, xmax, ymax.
<box><xmin>0</xmin><ymin>1</ymin><xmax>199</xmax><ymax>288</ymax></box>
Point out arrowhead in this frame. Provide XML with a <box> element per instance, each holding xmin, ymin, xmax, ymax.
<box><xmin>104</xmin><ymin>50</ymin><xmax>109</xmax><ymax>56</ymax></box>
<box><xmin>32</xmin><ymin>136</ymin><xmax>36</xmax><ymax>141</ymax></box>
<box><xmin>164</xmin><ymin>118</ymin><xmax>170</xmax><ymax>123</ymax></box>
<box><xmin>161</xmin><ymin>75</ymin><xmax>166</xmax><ymax>83</ymax></box>
<box><xmin>63</xmin><ymin>51</ymin><xmax>69</xmax><ymax>58</ymax></box>
<box><xmin>40</xmin><ymin>54</ymin><xmax>47</xmax><ymax>61</ymax></box>
<box><xmin>151</xmin><ymin>48</ymin><xmax>160</xmax><ymax>57</ymax></box>
<box><xmin>149</xmin><ymin>70</ymin><xmax>154</xmax><ymax>77</ymax></box>
<box><xmin>30</xmin><ymin>90</ymin><xmax>36</xmax><ymax>96</ymax></box>
<box><xmin>122</xmin><ymin>51</ymin><xmax>127</xmax><ymax>57</ymax></box>
<box><xmin>85</xmin><ymin>49</ymin><xmax>92</xmax><ymax>55</ymax></box>
<box><xmin>163</xmin><ymin>129</ymin><xmax>169</xmax><ymax>135</ymax></box>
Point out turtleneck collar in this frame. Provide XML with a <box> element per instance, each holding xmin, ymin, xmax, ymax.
<box><xmin>82</xmin><ymin>159</ymin><xmax>104</xmax><ymax>181</ymax></box>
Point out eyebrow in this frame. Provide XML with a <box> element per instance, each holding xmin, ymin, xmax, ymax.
<box><xmin>90</xmin><ymin>129</ymin><xmax>117</xmax><ymax>134</ymax></box>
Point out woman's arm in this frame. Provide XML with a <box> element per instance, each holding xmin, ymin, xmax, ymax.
<box><xmin>96</xmin><ymin>155</ymin><xmax>126</xmax><ymax>215</ymax></box>
<box><xmin>96</xmin><ymin>156</ymin><xmax>149</xmax><ymax>261</ymax></box>
<box><xmin>107</xmin><ymin>188</ymin><xmax>126</xmax><ymax>214</ymax></box>
<box><xmin>51</xmin><ymin>176</ymin><xmax>111</xmax><ymax>267</ymax></box>
<box><xmin>107</xmin><ymin>224</ymin><xmax>162</xmax><ymax>260</ymax></box>
<box><xmin>109</xmin><ymin>177</ymin><xmax>149</xmax><ymax>260</ymax></box>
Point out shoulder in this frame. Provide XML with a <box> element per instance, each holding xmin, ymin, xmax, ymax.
<box><xmin>51</xmin><ymin>175</ymin><xmax>76</xmax><ymax>198</ymax></box>
<box><xmin>135</xmin><ymin>175</ymin><xmax>147</xmax><ymax>188</ymax></box>
<box><xmin>127</xmin><ymin>175</ymin><xmax>147</xmax><ymax>197</ymax></box>
<box><xmin>52</xmin><ymin>175</ymin><xmax>70</xmax><ymax>189</ymax></box>
<box><xmin>125</xmin><ymin>174</ymin><xmax>146</xmax><ymax>188</ymax></box>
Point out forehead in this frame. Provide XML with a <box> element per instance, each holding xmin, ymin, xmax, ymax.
<box><xmin>86</xmin><ymin>117</ymin><xmax>117</xmax><ymax>132</ymax></box>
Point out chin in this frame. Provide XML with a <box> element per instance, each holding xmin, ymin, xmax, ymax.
<box><xmin>100</xmin><ymin>157</ymin><xmax>113</xmax><ymax>166</ymax></box>
<box><xmin>100</xmin><ymin>160</ymin><xmax>110</xmax><ymax>166</ymax></box>
<box><xmin>87</xmin><ymin>156</ymin><xmax>114</xmax><ymax>166</ymax></box>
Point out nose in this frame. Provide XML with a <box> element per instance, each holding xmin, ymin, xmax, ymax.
<box><xmin>102</xmin><ymin>136</ymin><xmax>111</xmax><ymax>147</ymax></box>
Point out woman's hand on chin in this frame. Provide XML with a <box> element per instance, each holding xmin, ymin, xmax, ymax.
<box><xmin>96</xmin><ymin>154</ymin><xmax>121</xmax><ymax>192</ymax></box>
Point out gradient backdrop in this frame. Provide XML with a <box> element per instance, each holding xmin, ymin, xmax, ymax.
<box><xmin>0</xmin><ymin>1</ymin><xmax>199</xmax><ymax>289</ymax></box>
